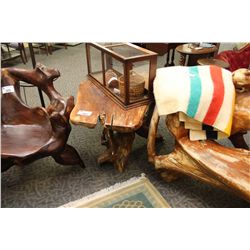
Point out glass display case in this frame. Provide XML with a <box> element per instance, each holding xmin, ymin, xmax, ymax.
<box><xmin>85</xmin><ymin>43</ymin><xmax>158</xmax><ymax>109</ymax></box>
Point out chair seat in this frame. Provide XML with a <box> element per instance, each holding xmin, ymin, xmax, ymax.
<box><xmin>1</xmin><ymin>64</ymin><xmax>84</xmax><ymax>172</ymax></box>
<box><xmin>215</xmin><ymin>44</ymin><xmax>250</xmax><ymax>71</ymax></box>
<box><xmin>179</xmin><ymin>136</ymin><xmax>250</xmax><ymax>196</ymax></box>
<box><xmin>1</xmin><ymin>122</ymin><xmax>53</xmax><ymax>158</ymax></box>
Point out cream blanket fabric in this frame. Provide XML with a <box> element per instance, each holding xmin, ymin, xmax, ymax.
<box><xmin>153</xmin><ymin>65</ymin><xmax>235</xmax><ymax>140</ymax></box>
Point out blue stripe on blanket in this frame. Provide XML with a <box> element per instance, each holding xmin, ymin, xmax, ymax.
<box><xmin>186</xmin><ymin>66</ymin><xmax>202</xmax><ymax>118</ymax></box>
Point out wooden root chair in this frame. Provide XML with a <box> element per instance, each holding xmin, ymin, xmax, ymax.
<box><xmin>147</xmin><ymin>69</ymin><xmax>250</xmax><ymax>202</ymax></box>
<box><xmin>1</xmin><ymin>63</ymin><xmax>85</xmax><ymax>172</ymax></box>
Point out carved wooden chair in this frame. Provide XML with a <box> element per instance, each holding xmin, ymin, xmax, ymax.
<box><xmin>147</xmin><ymin>69</ymin><xmax>250</xmax><ymax>202</ymax></box>
<box><xmin>1</xmin><ymin>63</ymin><xmax>84</xmax><ymax>172</ymax></box>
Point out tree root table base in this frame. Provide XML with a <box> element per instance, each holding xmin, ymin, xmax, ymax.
<box><xmin>70</xmin><ymin>80</ymin><xmax>158</xmax><ymax>172</ymax></box>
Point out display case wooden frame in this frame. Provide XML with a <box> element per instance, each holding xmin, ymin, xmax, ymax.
<box><xmin>85</xmin><ymin>43</ymin><xmax>158</xmax><ymax>109</ymax></box>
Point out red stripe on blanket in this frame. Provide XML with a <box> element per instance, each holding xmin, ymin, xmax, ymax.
<box><xmin>203</xmin><ymin>66</ymin><xmax>225</xmax><ymax>125</ymax></box>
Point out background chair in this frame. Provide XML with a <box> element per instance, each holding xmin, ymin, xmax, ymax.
<box><xmin>1</xmin><ymin>43</ymin><xmax>27</xmax><ymax>65</ymax></box>
<box><xmin>31</xmin><ymin>43</ymin><xmax>68</xmax><ymax>55</ymax></box>
<box><xmin>215</xmin><ymin>43</ymin><xmax>250</xmax><ymax>71</ymax></box>
<box><xmin>1</xmin><ymin>63</ymin><xmax>84</xmax><ymax>172</ymax></box>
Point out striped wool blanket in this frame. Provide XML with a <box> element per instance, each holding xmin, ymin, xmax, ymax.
<box><xmin>153</xmin><ymin>65</ymin><xmax>235</xmax><ymax>140</ymax></box>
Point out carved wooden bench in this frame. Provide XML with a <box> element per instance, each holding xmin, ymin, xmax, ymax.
<box><xmin>147</xmin><ymin>69</ymin><xmax>250</xmax><ymax>202</ymax></box>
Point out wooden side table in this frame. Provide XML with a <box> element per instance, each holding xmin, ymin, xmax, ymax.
<box><xmin>70</xmin><ymin>80</ymin><xmax>156</xmax><ymax>172</ymax></box>
<box><xmin>197</xmin><ymin>58</ymin><xmax>230</xmax><ymax>69</ymax></box>
<box><xmin>176</xmin><ymin>44</ymin><xmax>218</xmax><ymax>66</ymax></box>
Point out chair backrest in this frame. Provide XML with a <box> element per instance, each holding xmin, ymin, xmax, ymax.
<box><xmin>216</xmin><ymin>44</ymin><xmax>250</xmax><ymax>71</ymax></box>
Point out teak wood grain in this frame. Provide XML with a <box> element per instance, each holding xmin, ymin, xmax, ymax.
<box><xmin>70</xmin><ymin>80</ymin><xmax>149</xmax><ymax>133</ymax></box>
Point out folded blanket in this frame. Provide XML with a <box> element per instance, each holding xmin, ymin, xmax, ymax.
<box><xmin>154</xmin><ymin>65</ymin><xmax>235</xmax><ymax>140</ymax></box>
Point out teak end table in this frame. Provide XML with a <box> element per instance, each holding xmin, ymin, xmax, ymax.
<box><xmin>70</xmin><ymin>80</ymin><xmax>156</xmax><ymax>172</ymax></box>
<box><xmin>176</xmin><ymin>44</ymin><xmax>218</xmax><ymax>66</ymax></box>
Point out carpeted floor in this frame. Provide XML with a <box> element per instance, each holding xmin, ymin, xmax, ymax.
<box><xmin>1</xmin><ymin>43</ymin><xmax>249</xmax><ymax>208</ymax></box>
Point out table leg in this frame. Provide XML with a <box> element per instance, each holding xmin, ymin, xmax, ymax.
<box><xmin>98</xmin><ymin>128</ymin><xmax>135</xmax><ymax>172</ymax></box>
<box><xmin>170</xmin><ymin>48</ymin><xmax>176</xmax><ymax>66</ymax></box>
<box><xmin>164</xmin><ymin>49</ymin><xmax>170</xmax><ymax>67</ymax></box>
<box><xmin>179</xmin><ymin>53</ymin><xmax>186</xmax><ymax>66</ymax></box>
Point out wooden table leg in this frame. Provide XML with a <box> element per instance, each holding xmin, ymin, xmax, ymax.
<box><xmin>170</xmin><ymin>48</ymin><xmax>176</xmax><ymax>66</ymax></box>
<box><xmin>164</xmin><ymin>49</ymin><xmax>170</xmax><ymax>67</ymax></box>
<box><xmin>98</xmin><ymin>128</ymin><xmax>135</xmax><ymax>172</ymax></box>
<box><xmin>179</xmin><ymin>53</ymin><xmax>186</xmax><ymax>66</ymax></box>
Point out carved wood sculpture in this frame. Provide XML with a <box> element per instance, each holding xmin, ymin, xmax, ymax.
<box><xmin>99</xmin><ymin>113</ymin><xmax>135</xmax><ymax>173</ymax></box>
<box><xmin>70</xmin><ymin>80</ymin><xmax>163</xmax><ymax>173</ymax></box>
<box><xmin>147</xmin><ymin>69</ymin><xmax>250</xmax><ymax>202</ymax></box>
<box><xmin>1</xmin><ymin>63</ymin><xmax>84</xmax><ymax>172</ymax></box>
<box><xmin>97</xmin><ymin>102</ymin><xmax>162</xmax><ymax>173</ymax></box>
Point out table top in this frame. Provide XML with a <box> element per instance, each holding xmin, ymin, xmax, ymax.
<box><xmin>176</xmin><ymin>44</ymin><xmax>218</xmax><ymax>55</ymax></box>
<box><xmin>70</xmin><ymin>80</ymin><xmax>149</xmax><ymax>133</ymax></box>
<box><xmin>197</xmin><ymin>58</ymin><xmax>230</xmax><ymax>69</ymax></box>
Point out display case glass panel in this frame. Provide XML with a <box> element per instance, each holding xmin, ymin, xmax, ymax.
<box><xmin>86</xmin><ymin>43</ymin><xmax>157</xmax><ymax>109</ymax></box>
<box><xmin>88</xmin><ymin>45</ymin><xmax>103</xmax><ymax>85</ymax></box>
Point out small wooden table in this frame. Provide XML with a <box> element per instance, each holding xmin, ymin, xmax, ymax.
<box><xmin>70</xmin><ymin>80</ymin><xmax>155</xmax><ymax>172</ymax></box>
<box><xmin>197</xmin><ymin>58</ymin><xmax>230</xmax><ymax>69</ymax></box>
<box><xmin>176</xmin><ymin>44</ymin><xmax>218</xmax><ymax>66</ymax></box>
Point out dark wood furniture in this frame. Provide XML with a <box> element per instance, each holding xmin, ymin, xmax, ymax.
<box><xmin>32</xmin><ymin>43</ymin><xmax>53</xmax><ymax>55</ymax></box>
<box><xmin>164</xmin><ymin>43</ymin><xmax>185</xmax><ymax>66</ymax></box>
<box><xmin>140</xmin><ymin>43</ymin><xmax>185</xmax><ymax>67</ymax></box>
<box><xmin>1</xmin><ymin>64</ymin><xmax>84</xmax><ymax>172</ymax></box>
<box><xmin>70</xmin><ymin>80</ymin><xmax>157</xmax><ymax>172</ymax></box>
<box><xmin>31</xmin><ymin>43</ymin><xmax>68</xmax><ymax>55</ymax></box>
<box><xmin>147</xmin><ymin>69</ymin><xmax>250</xmax><ymax>202</ymax></box>
<box><xmin>197</xmin><ymin>58</ymin><xmax>230</xmax><ymax>69</ymax></box>
<box><xmin>176</xmin><ymin>44</ymin><xmax>219</xmax><ymax>66</ymax></box>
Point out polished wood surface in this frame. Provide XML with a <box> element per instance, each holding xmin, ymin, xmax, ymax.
<box><xmin>70</xmin><ymin>80</ymin><xmax>149</xmax><ymax>133</ymax></box>
<box><xmin>148</xmin><ymin>110</ymin><xmax>250</xmax><ymax>202</ymax></box>
<box><xmin>70</xmin><ymin>79</ymin><xmax>153</xmax><ymax>172</ymax></box>
<box><xmin>176</xmin><ymin>44</ymin><xmax>218</xmax><ymax>55</ymax></box>
<box><xmin>147</xmin><ymin>69</ymin><xmax>250</xmax><ymax>202</ymax></box>
<box><xmin>1</xmin><ymin>64</ymin><xmax>84</xmax><ymax>172</ymax></box>
<box><xmin>176</xmin><ymin>44</ymin><xmax>219</xmax><ymax>66</ymax></box>
<box><xmin>229</xmin><ymin>69</ymin><xmax>250</xmax><ymax>149</ymax></box>
<box><xmin>197</xmin><ymin>58</ymin><xmax>230</xmax><ymax>69</ymax></box>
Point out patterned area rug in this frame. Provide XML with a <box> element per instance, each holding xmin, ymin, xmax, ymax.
<box><xmin>60</xmin><ymin>174</ymin><xmax>170</xmax><ymax>208</ymax></box>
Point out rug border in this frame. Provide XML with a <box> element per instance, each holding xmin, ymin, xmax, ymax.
<box><xmin>60</xmin><ymin>174</ymin><xmax>170</xmax><ymax>208</ymax></box>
